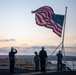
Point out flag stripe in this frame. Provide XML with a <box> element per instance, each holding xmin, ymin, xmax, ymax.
<box><xmin>32</xmin><ymin>6</ymin><xmax>64</xmax><ymax>37</ymax></box>
<box><xmin>36</xmin><ymin>13</ymin><xmax>62</xmax><ymax>32</ymax></box>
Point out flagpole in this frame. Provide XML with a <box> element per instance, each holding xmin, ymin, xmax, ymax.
<box><xmin>62</xmin><ymin>7</ymin><xmax>67</xmax><ymax>70</ymax></box>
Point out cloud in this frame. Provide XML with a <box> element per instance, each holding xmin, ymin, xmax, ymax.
<box><xmin>22</xmin><ymin>43</ymin><xmax>28</xmax><ymax>46</ymax></box>
<box><xmin>0</xmin><ymin>47</ymin><xmax>10</xmax><ymax>54</ymax></box>
<box><xmin>74</xmin><ymin>43</ymin><xmax>76</xmax><ymax>46</ymax></box>
<box><xmin>0</xmin><ymin>39</ymin><xmax>16</xmax><ymax>42</ymax></box>
<box><xmin>0</xmin><ymin>46</ymin><xmax>76</xmax><ymax>56</ymax></box>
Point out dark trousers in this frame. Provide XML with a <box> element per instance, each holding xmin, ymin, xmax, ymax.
<box><xmin>35</xmin><ymin>62</ymin><xmax>39</xmax><ymax>71</ymax></box>
<box><xmin>57</xmin><ymin>61</ymin><xmax>62</xmax><ymax>70</ymax></box>
<box><xmin>40</xmin><ymin>60</ymin><xmax>46</xmax><ymax>72</ymax></box>
<box><xmin>9</xmin><ymin>59</ymin><xmax>15</xmax><ymax>73</ymax></box>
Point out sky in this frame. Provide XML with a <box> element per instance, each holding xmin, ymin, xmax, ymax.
<box><xmin>0</xmin><ymin>0</ymin><xmax>76</xmax><ymax>56</ymax></box>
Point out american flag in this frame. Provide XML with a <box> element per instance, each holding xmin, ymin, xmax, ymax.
<box><xmin>32</xmin><ymin>6</ymin><xmax>64</xmax><ymax>37</ymax></box>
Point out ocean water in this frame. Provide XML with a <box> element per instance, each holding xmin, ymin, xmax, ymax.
<box><xmin>51</xmin><ymin>60</ymin><xmax>76</xmax><ymax>70</ymax></box>
<box><xmin>0</xmin><ymin>55</ymin><xmax>76</xmax><ymax>70</ymax></box>
<box><xmin>67</xmin><ymin>61</ymin><xmax>76</xmax><ymax>70</ymax></box>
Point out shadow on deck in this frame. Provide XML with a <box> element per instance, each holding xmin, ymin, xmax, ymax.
<box><xmin>0</xmin><ymin>69</ymin><xmax>76</xmax><ymax>75</ymax></box>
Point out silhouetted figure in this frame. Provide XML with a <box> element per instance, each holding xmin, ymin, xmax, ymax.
<box><xmin>34</xmin><ymin>52</ymin><xmax>39</xmax><ymax>71</ymax></box>
<box><xmin>56</xmin><ymin>50</ymin><xmax>63</xmax><ymax>70</ymax></box>
<box><xmin>39</xmin><ymin>47</ymin><xmax>47</xmax><ymax>72</ymax></box>
<box><xmin>9</xmin><ymin>47</ymin><xmax>17</xmax><ymax>73</ymax></box>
